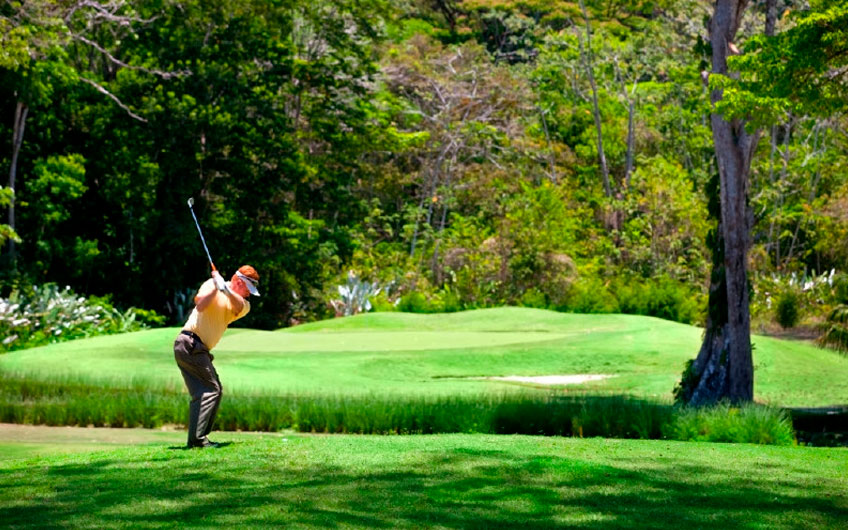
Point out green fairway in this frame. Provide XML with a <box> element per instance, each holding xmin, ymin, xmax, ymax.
<box><xmin>0</xmin><ymin>427</ymin><xmax>846</xmax><ymax>528</ymax></box>
<box><xmin>2</xmin><ymin>308</ymin><xmax>847</xmax><ymax>406</ymax></box>
<box><xmin>0</xmin><ymin>423</ymin><xmax>187</xmax><ymax>461</ymax></box>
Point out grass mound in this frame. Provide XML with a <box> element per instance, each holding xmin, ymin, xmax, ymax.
<box><xmin>1</xmin><ymin>307</ymin><xmax>847</xmax><ymax>405</ymax></box>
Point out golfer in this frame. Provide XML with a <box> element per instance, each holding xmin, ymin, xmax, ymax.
<box><xmin>174</xmin><ymin>265</ymin><xmax>260</xmax><ymax>448</ymax></box>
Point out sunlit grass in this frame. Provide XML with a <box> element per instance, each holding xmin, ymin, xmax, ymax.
<box><xmin>2</xmin><ymin>308</ymin><xmax>846</xmax><ymax>405</ymax></box>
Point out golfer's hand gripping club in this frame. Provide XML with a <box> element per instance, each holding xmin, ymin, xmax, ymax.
<box><xmin>211</xmin><ymin>270</ymin><xmax>228</xmax><ymax>293</ymax></box>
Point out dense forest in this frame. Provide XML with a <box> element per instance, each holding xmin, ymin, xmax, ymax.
<box><xmin>2</xmin><ymin>0</ymin><xmax>847</xmax><ymax>350</ymax></box>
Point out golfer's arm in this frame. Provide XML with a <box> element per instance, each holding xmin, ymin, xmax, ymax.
<box><xmin>223</xmin><ymin>290</ymin><xmax>245</xmax><ymax>315</ymax></box>
<box><xmin>195</xmin><ymin>290</ymin><xmax>217</xmax><ymax>312</ymax></box>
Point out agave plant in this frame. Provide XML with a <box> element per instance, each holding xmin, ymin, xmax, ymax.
<box><xmin>329</xmin><ymin>271</ymin><xmax>381</xmax><ymax>317</ymax></box>
<box><xmin>819</xmin><ymin>304</ymin><xmax>848</xmax><ymax>354</ymax></box>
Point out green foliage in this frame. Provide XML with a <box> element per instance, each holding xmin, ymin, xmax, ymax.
<box><xmin>559</xmin><ymin>274</ymin><xmax>704</xmax><ymax>324</ymax></box>
<box><xmin>775</xmin><ymin>289</ymin><xmax>802</xmax><ymax>329</ymax></box>
<box><xmin>666</xmin><ymin>403</ymin><xmax>796</xmax><ymax>446</ymax></box>
<box><xmin>397</xmin><ymin>291</ymin><xmax>439</xmax><ymax>313</ymax></box>
<box><xmin>833</xmin><ymin>273</ymin><xmax>848</xmax><ymax>304</ymax></box>
<box><xmin>0</xmin><ymin>0</ymin><xmax>845</xmax><ymax>338</ymax></box>
<box><xmin>29</xmin><ymin>154</ymin><xmax>87</xmax><ymax>225</ymax></box>
<box><xmin>0</xmin><ymin>284</ymin><xmax>161</xmax><ymax>352</ymax></box>
<box><xmin>721</xmin><ymin>1</ymin><xmax>848</xmax><ymax>125</ymax></box>
<box><xmin>0</xmin><ymin>187</ymin><xmax>20</xmax><ymax>247</ymax></box>
<box><xmin>818</xmin><ymin>305</ymin><xmax>848</xmax><ymax>354</ymax></box>
<box><xmin>614</xmin><ymin>275</ymin><xmax>704</xmax><ymax>324</ymax></box>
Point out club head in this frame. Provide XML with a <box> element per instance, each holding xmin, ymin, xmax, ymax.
<box><xmin>187</xmin><ymin>197</ymin><xmax>195</xmax><ymax>208</ymax></box>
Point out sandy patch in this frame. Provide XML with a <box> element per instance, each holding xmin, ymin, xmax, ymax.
<box><xmin>485</xmin><ymin>374</ymin><xmax>613</xmax><ymax>385</ymax></box>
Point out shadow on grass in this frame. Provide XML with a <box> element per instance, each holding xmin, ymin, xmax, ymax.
<box><xmin>166</xmin><ymin>442</ymin><xmax>235</xmax><ymax>451</ymax></box>
<box><xmin>2</xmin><ymin>439</ymin><xmax>847</xmax><ymax>529</ymax></box>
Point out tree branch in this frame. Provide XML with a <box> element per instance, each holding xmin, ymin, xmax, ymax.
<box><xmin>79</xmin><ymin>76</ymin><xmax>147</xmax><ymax>122</ymax></box>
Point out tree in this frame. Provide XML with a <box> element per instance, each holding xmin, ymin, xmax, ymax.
<box><xmin>1</xmin><ymin>0</ymin><xmax>179</xmax><ymax>270</ymax></box>
<box><xmin>677</xmin><ymin>0</ymin><xmax>848</xmax><ymax>405</ymax></box>
<box><xmin>676</xmin><ymin>0</ymin><xmax>759</xmax><ymax>405</ymax></box>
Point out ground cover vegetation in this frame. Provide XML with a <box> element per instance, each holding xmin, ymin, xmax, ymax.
<box><xmin>2</xmin><ymin>432</ymin><xmax>847</xmax><ymax>528</ymax></box>
<box><xmin>1</xmin><ymin>0</ymin><xmax>847</xmax><ymax>351</ymax></box>
<box><xmin>0</xmin><ymin>370</ymin><xmax>796</xmax><ymax>444</ymax></box>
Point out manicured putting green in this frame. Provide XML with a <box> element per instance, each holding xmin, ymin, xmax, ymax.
<box><xmin>1</xmin><ymin>429</ymin><xmax>846</xmax><ymax>528</ymax></box>
<box><xmin>1</xmin><ymin>307</ymin><xmax>847</xmax><ymax>406</ymax></box>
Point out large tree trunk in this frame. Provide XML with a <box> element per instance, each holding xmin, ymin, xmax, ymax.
<box><xmin>7</xmin><ymin>100</ymin><xmax>28</xmax><ymax>266</ymax></box>
<box><xmin>678</xmin><ymin>0</ymin><xmax>760</xmax><ymax>405</ymax></box>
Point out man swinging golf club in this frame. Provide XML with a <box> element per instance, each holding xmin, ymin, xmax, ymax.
<box><xmin>175</xmin><ymin>198</ymin><xmax>260</xmax><ymax>448</ymax></box>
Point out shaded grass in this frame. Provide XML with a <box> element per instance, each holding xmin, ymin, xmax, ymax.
<box><xmin>0</xmin><ymin>434</ymin><xmax>846</xmax><ymax>528</ymax></box>
<box><xmin>0</xmin><ymin>372</ymin><xmax>795</xmax><ymax>445</ymax></box>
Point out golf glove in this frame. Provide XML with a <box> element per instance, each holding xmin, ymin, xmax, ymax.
<box><xmin>212</xmin><ymin>271</ymin><xmax>227</xmax><ymax>292</ymax></box>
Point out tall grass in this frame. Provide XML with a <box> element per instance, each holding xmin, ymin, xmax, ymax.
<box><xmin>665</xmin><ymin>403</ymin><xmax>796</xmax><ymax>445</ymax></box>
<box><xmin>0</xmin><ymin>371</ymin><xmax>795</xmax><ymax>445</ymax></box>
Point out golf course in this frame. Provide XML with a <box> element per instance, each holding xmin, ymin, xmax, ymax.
<box><xmin>4</xmin><ymin>0</ymin><xmax>848</xmax><ymax>526</ymax></box>
<box><xmin>2</xmin><ymin>308</ymin><xmax>848</xmax><ymax>529</ymax></box>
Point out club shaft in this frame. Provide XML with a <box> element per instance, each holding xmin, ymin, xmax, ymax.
<box><xmin>188</xmin><ymin>205</ymin><xmax>216</xmax><ymax>270</ymax></box>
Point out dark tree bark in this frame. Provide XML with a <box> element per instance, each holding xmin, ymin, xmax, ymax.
<box><xmin>677</xmin><ymin>0</ymin><xmax>761</xmax><ymax>405</ymax></box>
<box><xmin>765</xmin><ymin>0</ymin><xmax>777</xmax><ymax>37</ymax></box>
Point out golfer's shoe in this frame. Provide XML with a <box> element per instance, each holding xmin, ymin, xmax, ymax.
<box><xmin>188</xmin><ymin>439</ymin><xmax>221</xmax><ymax>449</ymax></box>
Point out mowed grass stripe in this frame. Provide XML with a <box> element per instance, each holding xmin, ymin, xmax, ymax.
<box><xmin>1</xmin><ymin>308</ymin><xmax>847</xmax><ymax>405</ymax></box>
<box><xmin>0</xmin><ymin>433</ymin><xmax>846</xmax><ymax>528</ymax></box>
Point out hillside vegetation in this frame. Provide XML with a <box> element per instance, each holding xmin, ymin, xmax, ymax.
<box><xmin>1</xmin><ymin>0</ymin><xmax>846</xmax><ymax>341</ymax></box>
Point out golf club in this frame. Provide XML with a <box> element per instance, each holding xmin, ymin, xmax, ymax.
<box><xmin>187</xmin><ymin>197</ymin><xmax>226</xmax><ymax>291</ymax></box>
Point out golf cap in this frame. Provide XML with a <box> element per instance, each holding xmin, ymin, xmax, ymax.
<box><xmin>236</xmin><ymin>265</ymin><xmax>260</xmax><ymax>297</ymax></box>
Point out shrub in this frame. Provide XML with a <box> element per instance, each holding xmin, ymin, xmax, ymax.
<box><xmin>518</xmin><ymin>288</ymin><xmax>548</xmax><ymax>309</ymax></box>
<box><xmin>556</xmin><ymin>275</ymin><xmax>704</xmax><ymax>324</ymax></box>
<box><xmin>818</xmin><ymin>304</ymin><xmax>848</xmax><ymax>354</ymax></box>
<box><xmin>775</xmin><ymin>290</ymin><xmax>801</xmax><ymax>329</ymax></box>
<box><xmin>833</xmin><ymin>273</ymin><xmax>848</xmax><ymax>304</ymax></box>
<box><xmin>665</xmin><ymin>403</ymin><xmax>795</xmax><ymax>445</ymax></box>
<box><xmin>0</xmin><ymin>284</ymin><xmax>161</xmax><ymax>352</ymax></box>
<box><xmin>397</xmin><ymin>291</ymin><xmax>442</xmax><ymax>313</ymax></box>
<box><xmin>616</xmin><ymin>276</ymin><xmax>704</xmax><ymax>324</ymax></box>
<box><xmin>561</xmin><ymin>277</ymin><xmax>620</xmax><ymax>313</ymax></box>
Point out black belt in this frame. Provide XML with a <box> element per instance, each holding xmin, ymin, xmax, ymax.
<box><xmin>181</xmin><ymin>330</ymin><xmax>203</xmax><ymax>343</ymax></box>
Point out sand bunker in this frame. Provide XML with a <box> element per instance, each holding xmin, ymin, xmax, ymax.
<box><xmin>485</xmin><ymin>374</ymin><xmax>613</xmax><ymax>385</ymax></box>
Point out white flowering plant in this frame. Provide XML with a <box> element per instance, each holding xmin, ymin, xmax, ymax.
<box><xmin>0</xmin><ymin>284</ymin><xmax>161</xmax><ymax>352</ymax></box>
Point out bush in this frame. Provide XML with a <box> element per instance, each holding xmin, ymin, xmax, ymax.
<box><xmin>557</xmin><ymin>275</ymin><xmax>704</xmax><ymax>324</ymax></box>
<box><xmin>397</xmin><ymin>291</ymin><xmax>442</xmax><ymax>313</ymax></box>
<box><xmin>775</xmin><ymin>290</ymin><xmax>801</xmax><ymax>329</ymax></box>
<box><xmin>833</xmin><ymin>273</ymin><xmax>848</xmax><ymax>304</ymax></box>
<box><xmin>818</xmin><ymin>304</ymin><xmax>848</xmax><ymax>354</ymax></box>
<box><xmin>0</xmin><ymin>284</ymin><xmax>162</xmax><ymax>352</ymax></box>
<box><xmin>561</xmin><ymin>277</ymin><xmax>620</xmax><ymax>314</ymax></box>
<box><xmin>615</xmin><ymin>276</ymin><xmax>703</xmax><ymax>324</ymax></box>
<box><xmin>665</xmin><ymin>403</ymin><xmax>795</xmax><ymax>445</ymax></box>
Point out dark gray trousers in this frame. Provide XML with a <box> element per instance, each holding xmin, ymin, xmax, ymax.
<box><xmin>174</xmin><ymin>332</ymin><xmax>222</xmax><ymax>446</ymax></box>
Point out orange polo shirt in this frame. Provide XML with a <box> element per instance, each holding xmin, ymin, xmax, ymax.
<box><xmin>182</xmin><ymin>279</ymin><xmax>250</xmax><ymax>350</ymax></box>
